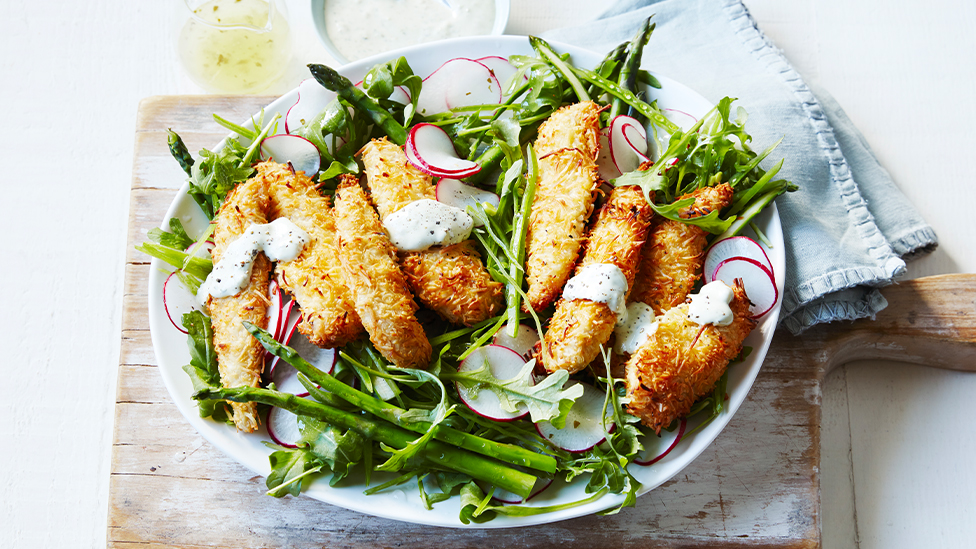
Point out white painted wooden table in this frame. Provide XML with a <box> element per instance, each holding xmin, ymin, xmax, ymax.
<box><xmin>2</xmin><ymin>1</ymin><xmax>973</xmax><ymax>547</ymax></box>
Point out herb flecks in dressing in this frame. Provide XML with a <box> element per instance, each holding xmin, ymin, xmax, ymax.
<box><xmin>613</xmin><ymin>302</ymin><xmax>658</xmax><ymax>354</ymax></box>
<box><xmin>383</xmin><ymin>199</ymin><xmax>474</xmax><ymax>252</ymax></box>
<box><xmin>324</xmin><ymin>0</ymin><xmax>495</xmax><ymax>61</ymax></box>
<box><xmin>686</xmin><ymin>281</ymin><xmax>735</xmax><ymax>326</ymax></box>
<box><xmin>198</xmin><ymin>218</ymin><xmax>309</xmax><ymax>303</ymax></box>
<box><xmin>562</xmin><ymin>264</ymin><xmax>629</xmax><ymax>324</ymax></box>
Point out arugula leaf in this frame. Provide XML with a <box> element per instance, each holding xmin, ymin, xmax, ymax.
<box><xmin>179</xmin><ymin>310</ymin><xmax>228</xmax><ymax>422</ymax></box>
<box><xmin>264</xmin><ymin>444</ymin><xmax>323</xmax><ymax>497</ymax></box>
<box><xmin>297</xmin><ymin>416</ymin><xmax>365</xmax><ymax>485</ymax></box>
<box><xmin>443</xmin><ymin>360</ymin><xmax>583</xmax><ymax>428</ymax></box>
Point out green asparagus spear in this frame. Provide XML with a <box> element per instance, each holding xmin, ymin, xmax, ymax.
<box><xmin>167</xmin><ymin>129</ymin><xmax>195</xmax><ymax>176</ymax></box>
<box><xmin>528</xmin><ymin>36</ymin><xmax>591</xmax><ymax>103</ymax></box>
<box><xmin>609</xmin><ymin>17</ymin><xmax>655</xmax><ymax>120</ymax></box>
<box><xmin>244</xmin><ymin>322</ymin><xmax>558</xmax><ymax>474</ymax></box>
<box><xmin>308</xmin><ymin>63</ymin><xmax>408</xmax><ymax>145</ymax></box>
<box><xmin>195</xmin><ymin>385</ymin><xmax>537</xmax><ymax>499</ymax></box>
<box><xmin>571</xmin><ymin>64</ymin><xmax>678</xmax><ymax>134</ymax></box>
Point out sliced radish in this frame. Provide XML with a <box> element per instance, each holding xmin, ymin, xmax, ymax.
<box><xmin>417</xmin><ymin>58</ymin><xmax>500</xmax><ymax>116</ymax></box>
<box><xmin>492</xmin><ymin>323</ymin><xmax>539</xmax><ymax>359</ymax></box>
<box><xmin>405</xmin><ymin>123</ymin><xmax>480</xmax><ymax>178</ymax></box>
<box><xmin>596</xmin><ymin>128</ymin><xmax>621</xmax><ymax>181</ymax></box>
<box><xmin>285</xmin><ymin>78</ymin><xmax>337</xmax><ymax>134</ymax></box>
<box><xmin>435</xmin><ymin>178</ymin><xmax>499</xmax><ymax>225</ymax></box>
<box><xmin>263</xmin><ymin>282</ymin><xmax>285</xmax><ymax>365</ymax></box>
<box><xmin>162</xmin><ymin>271</ymin><xmax>202</xmax><ymax>334</ymax></box>
<box><xmin>267</xmin><ymin>300</ymin><xmax>300</xmax><ymax>374</ymax></box>
<box><xmin>183</xmin><ymin>239</ymin><xmax>214</xmax><ymax>259</ymax></box>
<box><xmin>260</xmin><ymin>134</ymin><xmax>321</xmax><ymax>175</ymax></box>
<box><xmin>477</xmin><ymin>477</ymin><xmax>553</xmax><ymax>505</ymax></box>
<box><xmin>456</xmin><ymin>345</ymin><xmax>532</xmax><ymax>421</ymax></box>
<box><xmin>609</xmin><ymin>115</ymin><xmax>649</xmax><ymax>174</ymax></box>
<box><xmin>475</xmin><ymin>56</ymin><xmax>520</xmax><ymax>97</ymax></box>
<box><xmin>634</xmin><ymin>418</ymin><xmax>687</xmax><ymax>466</ymax></box>
<box><xmin>267</xmin><ymin>393</ymin><xmax>311</xmax><ymax>448</ymax></box>
<box><xmin>664</xmin><ymin>108</ymin><xmax>698</xmax><ymax>129</ymax></box>
<box><xmin>703</xmin><ymin>236</ymin><xmax>773</xmax><ymax>283</ymax></box>
<box><xmin>535</xmin><ymin>381</ymin><xmax>613</xmax><ymax>453</ymax></box>
<box><xmin>712</xmin><ymin>257</ymin><xmax>778</xmax><ymax>319</ymax></box>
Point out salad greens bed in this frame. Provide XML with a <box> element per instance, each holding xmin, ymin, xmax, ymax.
<box><xmin>139</xmin><ymin>22</ymin><xmax>796</xmax><ymax>523</ymax></box>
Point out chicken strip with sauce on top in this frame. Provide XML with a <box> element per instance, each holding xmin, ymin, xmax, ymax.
<box><xmin>260</xmin><ymin>161</ymin><xmax>363</xmax><ymax>348</ymax></box>
<box><xmin>207</xmin><ymin>175</ymin><xmax>271</xmax><ymax>433</ymax></box>
<box><xmin>359</xmin><ymin>138</ymin><xmax>502</xmax><ymax>326</ymax></box>
<box><xmin>625</xmin><ymin>279</ymin><xmax>756</xmax><ymax>434</ymax></box>
<box><xmin>541</xmin><ymin>186</ymin><xmax>653</xmax><ymax>374</ymax></box>
<box><xmin>332</xmin><ymin>175</ymin><xmax>431</xmax><ymax>368</ymax></box>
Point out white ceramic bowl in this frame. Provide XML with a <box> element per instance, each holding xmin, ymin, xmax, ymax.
<box><xmin>310</xmin><ymin>0</ymin><xmax>510</xmax><ymax>64</ymax></box>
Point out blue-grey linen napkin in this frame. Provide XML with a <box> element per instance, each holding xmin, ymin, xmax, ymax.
<box><xmin>541</xmin><ymin>0</ymin><xmax>937</xmax><ymax>334</ymax></box>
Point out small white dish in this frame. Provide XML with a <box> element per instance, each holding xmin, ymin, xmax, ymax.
<box><xmin>310</xmin><ymin>0</ymin><xmax>510</xmax><ymax>64</ymax></box>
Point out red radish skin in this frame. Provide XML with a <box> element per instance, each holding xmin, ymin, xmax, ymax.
<box><xmin>712</xmin><ymin>257</ymin><xmax>778</xmax><ymax>318</ymax></box>
<box><xmin>703</xmin><ymin>236</ymin><xmax>774</xmax><ymax>283</ymax></box>
<box><xmin>535</xmin><ymin>382</ymin><xmax>614</xmax><ymax>453</ymax></box>
<box><xmin>405</xmin><ymin>123</ymin><xmax>480</xmax><ymax>178</ymax></box>
<box><xmin>492</xmin><ymin>323</ymin><xmax>540</xmax><ymax>358</ymax></box>
<box><xmin>285</xmin><ymin>78</ymin><xmax>337</xmax><ymax>134</ymax></box>
<box><xmin>664</xmin><ymin>108</ymin><xmax>698</xmax><ymax>129</ymax></box>
<box><xmin>456</xmin><ymin>345</ymin><xmax>532</xmax><ymax>421</ymax></box>
<box><xmin>634</xmin><ymin>418</ymin><xmax>687</xmax><ymax>466</ymax></box>
<box><xmin>266</xmin><ymin>393</ymin><xmax>311</xmax><ymax>448</ymax></box>
<box><xmin>260</xmin><ymin>134</ymin><xmax>321</xmax><ymax>175</ymax></box>
<box><xmin>417</xmin><ymin>58</ymin><xmax>501</xmax><ymax>116</ymax></box>
<box><xmin>163</xmin><ymin>271</ymin><xmax>206</xmax><ymax>334</ymax></box>
<box><xmin>609</xmin><ymin>115</ymin><xmax>649</xmax><ymax>174</ymax></box>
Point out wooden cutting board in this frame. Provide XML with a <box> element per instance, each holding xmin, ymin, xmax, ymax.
<box><xmin>110</xmin><ymin>96</ymin><xmax>976</xmax><ymax>548</ymax></box>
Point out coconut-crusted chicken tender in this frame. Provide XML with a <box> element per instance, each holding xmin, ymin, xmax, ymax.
<box><xmin>541</xmin><ymin>186</ymin><xmax>653</xmax><ymax>374</ymax></box>
<box><xmin>259</xmin><ymin>162</ymin><xmax>363</xmax><ymax>348</ymax></box>
<box><xmin>630</xmin><ymin>183</ymin><xmax>734</xmax><ymax>314</ymax></box>
<box><xmin>208</xmin><ymin>175</ymin><xmax>271</xmax><ymax>433</ymax></box>
<box><xmin>524</xmin><ymin>101</ymin><xmax>602</xmax><ymax>312</ymax></box>
<box><xmin>624</xmin><ymin>279</ymin><xmax>756</xmax><ymax>434</ymax></box>
<box><xmin>359</xmin><ymin>138</ymin><xmax>502</xmax><ymax>326</ymax></box>
<box><xmin>332</xmin><ymin>175</ymin><xmax>431</xmax><ymax>368</ymax></box>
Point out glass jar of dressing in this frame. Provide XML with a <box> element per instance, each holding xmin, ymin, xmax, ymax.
<box><xmin>177</xmin><ymin>0</ymin><xmax>292</xmax><ymax>93</ymax></box>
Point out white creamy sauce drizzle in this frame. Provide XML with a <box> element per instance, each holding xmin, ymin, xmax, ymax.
<box><xmin>562</xmin><ymin>263</ymin><xmax>629</xmax><ymax>324</ymax></box>
<box><xmin>383</xmin><ymin>199</ymin><xmax>473</xmax><ymax>252</ymax></box>
<box><xmin>324</xmin><ymin>0</ymin><xmax>495</xmax><ymax>62</ymax></box>
<box><xmin>198</xmin><ymin>218</ymin><xmax>309</xmax><ymax>303</ymax></box>
<box><xmin>686</xmin><ymin>280</ymin><xmax>735</xmax><ymax>326</ymax></box>
<box><xmin>613</xmin><ymin>302</ymin><xmax>658</xmax><ymax>354</ymax></box>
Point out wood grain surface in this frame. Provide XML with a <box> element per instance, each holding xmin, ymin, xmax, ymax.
<box><xmin>110</xmin><ymin>96</ymin><xmax>976</xmax><ymax>548</ymax></box>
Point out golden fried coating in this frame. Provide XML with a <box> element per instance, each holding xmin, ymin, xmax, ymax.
<box><xmin>541</xmin><ymin>186</ymin><xmax>653</xmax><ymax>374</ymax></box>
<box><xmin>332</xmin><ymin>175</ymin><xmax>431</xmax><ymax>368</ymax></box>
<box><xmin>258</xmin><ymin>162</ymin><xmax>363</xmax><ymax>348</ymax></box>
<box><xmin>359</xmin><ymin>138</ymin><xmax>435</xmax><ymax>217</ymax></box>
<box><xmin>400</xmin><ymin>241</ymin><xmax>503</xmax><ymax>325</ymax></box>
<box><xmin>208</xmin><ymin>175</ymin><xmax>271</xmax><ymax>433</ymax></box>
<box><xmin>359</xmin><ymin>138</ymin><xmax>503</xmax><ymax>325</ymax></box>
<box><xmin>630</xmin><ymin>184</ymin><xmax>733</xmax><ymax>313</ymax></box>
<box><xmin>624</xmin><ymin>279</ymin><xmax>756</xmax><ymax>434</ymax></box>
<box><xmin>524</xmin><ymin>101</ymin><xmax>602</xmax><ymax>312</ymax></box>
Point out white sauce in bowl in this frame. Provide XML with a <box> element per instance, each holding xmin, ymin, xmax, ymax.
<box><xmin>562</xmin><ymin>263</ymin><xmax>629</xmax><ymax>323</ymax></box>
<box><xmin>324</xmin><ymin>0</ymin><xmax>495</xmax><ymax>61</ymax></box>
<box><xmin>198</xmin><ymin>218</ymin><xmax>309</xmax><ymax>303</ymax></box>
<box><xmin>383</xmin><ymin>199</ymin><xmax>474</xmax><ymax>251</ymax></box>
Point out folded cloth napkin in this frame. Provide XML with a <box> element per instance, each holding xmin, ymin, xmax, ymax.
<box><xmin>541</xmin><ymin>0</ymin><xmax>937</xmax><ymax>334</ymax></box>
